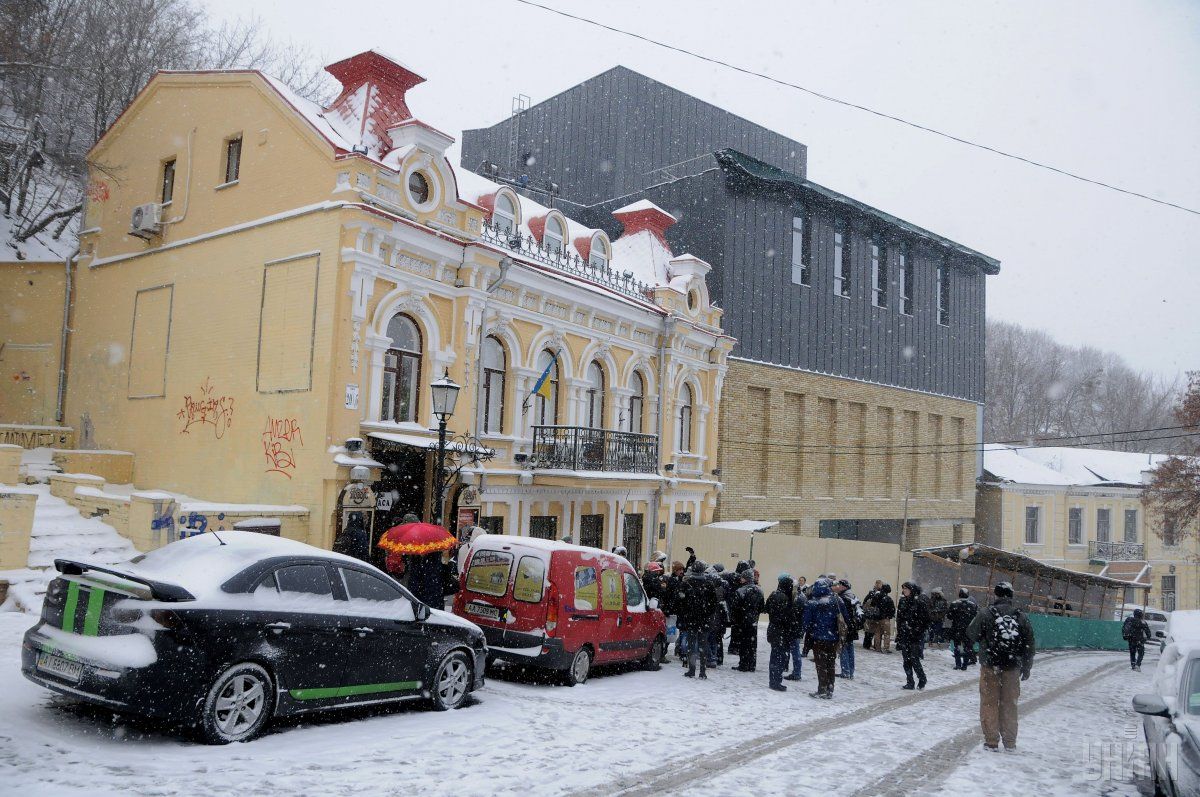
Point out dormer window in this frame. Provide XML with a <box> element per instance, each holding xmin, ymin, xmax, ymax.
<box><xmin>544</xmin><ymin>215</ymin><xmax>565</xmax><ymax>254</ymax></box>
<box><xmin>495</xmin><ymin>191</ymin><xmax>518</xmax><ymax>234</ymax></box>
<box><xmin>408</xmin><ymin>171</ymin><xmax>431</xmax><ymax>205</ymax></box>
<box><xmin>589</xmin><ymin>234</ymin><xmax>609</xmax><ymax>269</ymax></box>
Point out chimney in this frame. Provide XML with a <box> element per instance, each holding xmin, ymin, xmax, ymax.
<box><xmin>324</xmin><ymin>50</ymin><xmax>426</xmax><ymax>152</ymax></box>
<box><xmin>612</xmin><ymin>200</ymin><xmax>677</xmax><ymax>247</ymax></box>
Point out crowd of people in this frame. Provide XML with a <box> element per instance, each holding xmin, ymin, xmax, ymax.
<box><xmin>639</xmin><ymin>552</ymin><xmax>1037</xmax><ymax>750</ymax></box>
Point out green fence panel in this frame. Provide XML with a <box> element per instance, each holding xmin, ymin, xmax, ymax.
<box><xmin>1027</xmin><ymin>613</ymin><xmax>1126</xmax><ymax>651</ymax></box>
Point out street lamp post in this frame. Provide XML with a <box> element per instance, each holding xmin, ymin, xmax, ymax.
<box><xmin>430</xmin><ymin>370</ymin><xmax>461</xmax><ymax>528</ymax></box>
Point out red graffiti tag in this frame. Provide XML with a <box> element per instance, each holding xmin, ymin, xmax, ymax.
<box><xmin>177</xmin><ymin>377</ymin><xmax>235</xmax><ymax>438</ymax></box>
<box><xmin>262</xmin><ymin>416</ymin><xmax>303</xmax><ymax>478</ymax></box>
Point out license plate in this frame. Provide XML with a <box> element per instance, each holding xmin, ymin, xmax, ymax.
<box><xmin>37</xmin><ymin>652</ymin><xmax>83</xmax><ymax>683</ymax></box>
<box><xmin>466</xmin><ymin>603</ymin><xmax>501</xmax><ymax>621</ymax></box>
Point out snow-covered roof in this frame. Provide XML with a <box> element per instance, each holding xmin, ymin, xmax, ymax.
<box><xmin>703</xmin><ymin>520</ymin><xmax>780</xmax><ymax>533</ymax></box>
<box><xmin>468</xmin><ymin>532</ymin><xmax>630</xmax><ymax>567</ymax></box>
<box><xmin>983</xmin><ymin>444</ymin><xmax>1168</xmax><ymax>487</ymax></box>
<box><xmin>613</xmin><ymin>199</ymin><xmax>676</xmax><ymax>219</ymax></box>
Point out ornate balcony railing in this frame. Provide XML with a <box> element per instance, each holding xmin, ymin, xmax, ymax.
<box><xmin>531</xmin><ymin>426</ymin><xmax>659</xmax><ymax>474</ymax></box>
<box><xmin>1089</xmin><ymin>540</ymin><xmax>1145</xmax><ymax>562</ymax></box>
<box><xmin>480</xmin><ymin>220</ymin><xmax>653</xmax><ymax>303</ymax></box>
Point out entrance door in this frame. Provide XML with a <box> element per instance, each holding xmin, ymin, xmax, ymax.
<box><xmin>530</xmin><ymin>515</ymin><xmax>558</xmax><ymax>540</ymax></box>
<box><xmin>579</xmin><ymin>514</ymin><xmax>604</xmax><ymax>550</ymax></box>
<box><xmin>623</xmin><ymin>514</ymin><xmax>644</xmax><ymax>569</ymax></box>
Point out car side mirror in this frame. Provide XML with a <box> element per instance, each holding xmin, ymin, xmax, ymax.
<box><xmin>415</xmin><ymin>602</ymin><xmax>431</xmax><ymax>621</ymax></box>
<box><xmin>1132</xmin><ymin>693</ymin><xmax>1171</xmax><ymax>717</ymax></box>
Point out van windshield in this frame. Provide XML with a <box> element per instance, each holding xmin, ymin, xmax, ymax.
<box><xmin>465</xmin><ymin>550</ymin><xmax>513</xmax><ymax>597</ymax></box>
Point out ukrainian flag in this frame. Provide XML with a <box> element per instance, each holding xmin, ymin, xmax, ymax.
<box><xmin>524</xmin><ymin>354</ymin><xmax>557</xmax><ymax>412</ymax></box>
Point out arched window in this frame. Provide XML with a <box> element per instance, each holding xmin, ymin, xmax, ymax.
<box><xmin>628</xmin><ymin>372</ymin><xmax>645</xmax><ymax>434</ymax></box>
<box><xmin>481</xmin><ymin>336</ymin><xmax>506</xmax><ymax>434</ymax></box>
<box><xmin>585</xmin><ymin>361</ymin><xmax>605</xmax><ymax>428</ymax></box>
<box><xmin>544</xmin><ymin>215</ymin><xmax>565</xmax><ymax>254</ymax></box>
<box><xmin>534</xmin><ymin>349</ymin><xmax>559</xmax><ymax>425</ymax></box>
<box><xmin>495</xmin><ymin>192</ymin><xmax>517</xmax><ymax>235</ymax></box>
<box><xmin>382</xmin><ymin>314</ymin><xmax>421</xmax><ymax>423</ymax></box>
<box><xmin>678</xmin><ymin>383</ymin><xmax>694</xmax><ymax>452</ymax></box>
<box><xmin>589</xmin><ymin>234</ymin><xmax>609</xmax><ymax>269</ymax></box>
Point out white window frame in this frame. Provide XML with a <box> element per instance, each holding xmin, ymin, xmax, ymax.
<box><xmin>1024</xmin><ymin>505</ymin><xmax>1041</xmax><ymax>545</ymax></box>
<box><xmin>544</xmin><ymin>214</ymin><xmax>566</xmax><ymax>254</ymax></box>
<box><xmin>494</xmin><ymin>191</ymin><xmax>518</xmax><ymax>235</ymax></box>
<box><xmin>1068</xmin><ymin>506</ymin><xmax>1083</xmax><ymax>546</ymax></box>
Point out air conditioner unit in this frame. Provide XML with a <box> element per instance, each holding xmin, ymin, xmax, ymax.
<box><xmin>129</xmin><ymin>203</ymin><xmax>162</xmax><ymax>239</ymax></box>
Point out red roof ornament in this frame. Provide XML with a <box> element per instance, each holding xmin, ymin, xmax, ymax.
<box><xmin>612</xmin><ymin>200</ymin><xmax>677</xmax><ymax>247</ymax></box>
<box><xmin>324</xmin><ymin>50</ymin><xmax>426</xmax><ymax>153</ymax></box>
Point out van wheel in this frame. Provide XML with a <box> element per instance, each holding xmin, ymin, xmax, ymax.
<box><xmin>563</xmin><ymin>647</ymin><xmax>592</xmax><ymax>686</ymax></box>
<box><xmin>197</xmin><ymin>663</ymin><xmax>274</xmax><ymax>744</ymax></box>
<box><xmin>643</xmin><ymin>635</ymin><xmax>665</xmax><ymax>671</ymax></box>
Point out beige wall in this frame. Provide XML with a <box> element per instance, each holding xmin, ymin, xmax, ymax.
<box><xmin>0</xmin><ymin>262</ymin><xmax>65</xmax><ymax>426</ymax></box>
<box><xmin>717</xmin><ymin>358</ymin><xmax>978</xmax><ymax>547</ymax></box>
<box><xmin>0</xmin><ymin>488</ymin><xmax>36</xmax><ymax>570</ymax></box>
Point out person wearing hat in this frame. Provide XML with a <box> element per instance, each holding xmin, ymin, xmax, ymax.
<box><xmin>732</xmin><ymin>567</ymin><xmax>764</xmax><ymax>672</ymax></box>
<box><xmin>967</xmin><ymin>581</ymin><xmax>1036</xmax><ymax>751</ymax></box>
<box><xmin>871</xmin><ymin>584</ymin><xmax>896</xmax><ymax>653</ymax></box>
<box><xmin>679</xmin><ymin>560</ymin><xmax>717</xmax><ymax>678</ymax></box>
<box><xmin>832</xmin><ymin>579</ymin><xmax>862</xmax><ymax>680</ymax></box>
<box><xmin>1121</xmin><ymin>608</ymin><xmax>1152</xmax><ymax>671</ymax></box>
<box><xmin>947</xmin><ymin>587</ymin><xmax>980</xmax><ymax>670</ymax></box>
<box><xmin>766</xmin><ymin>574</ymin><xmax>800</xmax><ymax>691</ymax></box>
<box><xmin>801</xmin><ymin>578</ymin><xmax>841</xmax><ymax>699</ymax></box>
<box><xmin>896</xmin><ymin>582</ymin><xmax>930</xmax><ymax>690</ymax></box>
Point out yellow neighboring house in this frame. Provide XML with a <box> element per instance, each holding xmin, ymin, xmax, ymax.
<box><xmin>1</xmin><ymin>240</ymin><xmax>71</xmax><ymax>429</ymax></box>
<box><xmin>976</xmin><ymin>445</ymin><xmax>1198</xmax><ymax>612</ymax></box>
<box><xmin>21</xmin><ymin>50</ymin><xmax>730</xmax><ymax>563</ymax></box>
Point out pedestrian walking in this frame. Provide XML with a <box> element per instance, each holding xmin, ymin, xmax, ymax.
<box><xmin>896</xmin><ymin>582</ymin><xmax>930</xmax><ymax>690</ymax></box>
<box><xmin>967</xmin><ymin>581</ymin><xmax>1035</xmax><ymax>751</ymax></box>
<box><xmin>802</xmin><ymin>578</ymin><xmax>842</xmax><ymax>699</ymax></box>
<box><xmin>766</xmin><ymin>574</ymin><xmax>800</xmax><ymax>691</ymax></box>
<box><xmin>862</xmin><ymin>580</ymin><xmax>884</xmax><ymax>650</ymax></box>
<box><xmin>871</xmin><ymin>583</ymin><xmax>895</xmax><ymax>653</ymax></box>
<box><xmin>733</xmin><ymin>569</ymin><xmax>764</xmax><ymax>672</ymax></box>
<box><xmin>833</xmin><ymin>579</ymin><xmax>862</xmax><ymax>680</ymax></box>
<box><xmin>1122</xmin><ymin>609</ymin><xmax>1152</xmax><ymax>671</ymax></box>
<box><xmin>680</xmin><ymin>561</ymin><xmax>717</xmax><ymax>679</ymax></box>
<box><xmin>947</xmin><ymin>587</ymin><xmax>979</xmax><ymax>670</ymax></box>
<box><xmin>786</xmin><ymin>584</ymin><xmax>807</xmax><ymax>681</ymax></box>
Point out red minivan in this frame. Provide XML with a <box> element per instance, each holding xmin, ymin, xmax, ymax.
<box><xmin>452</xmin><ymin>534</ymin><xmax>666</xmax><ymax>685</ymax></box>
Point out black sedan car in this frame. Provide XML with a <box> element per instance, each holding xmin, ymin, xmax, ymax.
<box><xmin>22</xmin><ymin>531</ymin><xmax>486</xmax><ymax>743</ymax></box>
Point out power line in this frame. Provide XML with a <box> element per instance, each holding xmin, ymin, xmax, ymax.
<box><xmin>720</xmin><ymin>423</ymin><xmax>1199</xmax><ymax>453</ymax></box>
<box><xmin>718</xmin><ymin>430</ymin><xmax>1198</xmax><ymax>458</ymax></box>
<box><xmin>512</xmin><ymin>0</ymin><xmax>1200</xmax><ymax>218</ymax></box>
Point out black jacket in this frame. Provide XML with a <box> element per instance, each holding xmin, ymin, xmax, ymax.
<box><xmin>677</xmin><ymin>572</ymin><xmax>717</xmax><ymax>631</ymax></box>
<box><xmin>642</xmin><ymin>571</ymin><xmax>667</xmax><ymax>603</ymax></box>
<box><xmin>929</xmin><ymin>593</ymin><xmax>950</xmax><ymax>625</ymax></box>
<box><xmin>876</xmin><ymin>593</ymin><xmax>896</xmax><ymax>621</ymax></box>
<box><xmin>663</xmin><ymin>574</ymin><xmax>685</xmax><ymax>616</ymax></box>
<box><xmin>766</xmin><ymin>583</ymin><xmax>799</xmax><ymax>646</ymax></box>
<box><xmin>895</xmin><ymin>594</ymin><xmax>930</xmax><ymax>644</ymax></box>
<box><xmin>1122</xmin><ymin>616</ymin><xmax>1152</xmax><ymax>643</ymax></box>
<box><xmin>947</xmin><ymin>597</ymin><xmax>979</xmax><ymax>637</ymax></box>
<box><xmin>968</xmin><ymin>598</ymin><xmax>1036</xmax><ymax>674</ymax></box>
<box><xmin>732</xmin><ymin>582</ymin><xmax>765</xmax><ymax>627</ymax></box>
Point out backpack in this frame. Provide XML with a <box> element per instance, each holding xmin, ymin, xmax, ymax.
<box><xmin>987</xmin><ymin>608</ymin><xmax>1024</xmax><ymax>667</ymax></box>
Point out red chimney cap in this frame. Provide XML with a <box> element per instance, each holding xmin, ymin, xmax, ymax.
<box><xmin>324</xmin><ymin>51</ymin><xmax>426</xmax><ymax>149</ymax></box>
<box><xmin>612</xmin><ymin>200</ymin><xmax>677</xmax><ymax>245</ymax></box>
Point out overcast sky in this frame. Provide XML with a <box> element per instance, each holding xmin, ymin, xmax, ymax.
<box><xmin>201</xmin><ymin>0</ymin><xmax>1199</xmax><ymax>381</ymax></box>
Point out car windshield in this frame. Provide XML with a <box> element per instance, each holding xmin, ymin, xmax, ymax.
<box><xmin>1186</xmin><ymin>661</ymin><xmax>1200</xmax><ymax>716</ymax></box>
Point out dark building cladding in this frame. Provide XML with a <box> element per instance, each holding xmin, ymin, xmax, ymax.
<box><xmin>462</xmin><ymin>66</ymin><xmax>999</xmax><ymax>404</ymax></box>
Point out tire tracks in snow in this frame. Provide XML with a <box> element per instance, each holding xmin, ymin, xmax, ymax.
<box><xmin>847</xmin><ymin>657</ymin><xmax>1126</xmax><ymax>797</ymax></box>
<box><xmin>565</xmin><ymin>651</ymin><xmax>1107</xmax><ymax>797</ymax></box>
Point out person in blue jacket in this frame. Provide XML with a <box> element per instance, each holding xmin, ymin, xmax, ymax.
<box><xmin>802</xmin><ymin>578</ymin><xmax>842</xmax><ymax>700</ymax></box>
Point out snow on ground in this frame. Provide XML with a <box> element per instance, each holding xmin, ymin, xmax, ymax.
<box><xmin>0</xmin><ymin>484</ymin><xmax>138</xmax><ymax>612</ymax></box>
<box><xmin>0</xmin><ymin>611</ymin><xmax>1156</xmax><ymax>797</ymax></box>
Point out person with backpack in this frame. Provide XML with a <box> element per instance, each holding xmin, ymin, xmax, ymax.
<box><xmin>872</xmin><ymin>583</ymin><xmax>896</xmax><ymax>653</ymax></box>
<box><xmin>967</xmin><ymin>581</ymin><xmax>1036</xmax><ymax>751</ymax></box>
<box><xmin>733</xmin><ymin>568</ymin><xmax>765</xmax><ymax>672</ymax></box>
<box><xmin>802</xmin><ymin>578</ymin><xmax>842</xmax><ymax>699</ymax></box>
<box><xmin>947</xmin><ymin>587</ymin><xmax>979</xmax><ymax>670</ymax></box>
<box><xmin>766</xmin><ymin>574</ymin><xmax>800</xmax><ymax>691</ymax></box>
<box><xmin>896</xmin><ymin>581</ymin><xmax>930</xmax><ymax>690</ymax></box>
<box><xmin>1122</xmin><ymin>609</ymin><xmax>1152</xmax><ymax>671</ymax></box>
<box><xmin>833</xmin><ymin>579</ymin><xmax>862</xmax><ymax>680</ymax></box>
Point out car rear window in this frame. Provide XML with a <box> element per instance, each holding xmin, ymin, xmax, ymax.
<box><xmin>573</xmin><ymin>566</ymin><xmax>598</xmax><ymax>610</ymax></box>
<box><xmin>466</xmin><ymin>550</ymin><xmax>513</xmax><ymax>597</ymax></box>
<box><xmin>601</xmin><ymin>569</ymin><xmax>623</xmax><ymax>611</ymax></box>
<box><xmin>513</xmin><ymin>556</ymin><xmax>545</xmax><ymax>603</ymax></box>
<box><xmin>275</xmin><ymin>565</ymin><xmax>332</xmax><ymax>596</ymax></box>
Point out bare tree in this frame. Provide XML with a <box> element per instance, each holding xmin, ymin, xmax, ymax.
<box><xmin>1144</xmin><ymin>372</ymin><xmax>1200</xmax><ymax>550</ymax></box>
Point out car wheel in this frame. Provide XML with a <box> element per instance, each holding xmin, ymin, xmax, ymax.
<box><xmin>563</xmin><ymin>647</ymin><xmax>592</xmax><ymax>687</ymax></box>
<box><xmin>429</xmin><ymin>650</ymin><xmax>472</xmax><ymax>711</ymax></box>
<box><xmin>198</xmin><ymin>663</ymin><xmax>274</xmax><ymax>744</ymax></box>
<box><xmin>643</xmin><ymin>635</ymin><xmax>665</xmax><ymax>671</ymax></box>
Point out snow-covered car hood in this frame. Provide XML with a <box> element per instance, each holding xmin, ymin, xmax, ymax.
<box><xmin>427</xmin><ymin>607</ymin><xmax>482</xmax><ymax>635</ymax></box>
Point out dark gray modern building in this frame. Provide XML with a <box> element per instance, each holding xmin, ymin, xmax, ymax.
<box><xmin>463</xmin><ymin>66</ymin><xmax>1001</xmax><ymax>545</ymax></box>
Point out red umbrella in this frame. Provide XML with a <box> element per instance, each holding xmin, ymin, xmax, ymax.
<box><xmin>377</xmin><ymin>521</ymin><xmax>456</xmax><ymax>556</ymax></box>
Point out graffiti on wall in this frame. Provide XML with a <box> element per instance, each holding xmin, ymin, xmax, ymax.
<box><xmin>262</xmin><ymin>416</ymin><xmax>303</xmax><ymax>478</ymax></box>
<box><xmin>177</xmin><ymin>377</ymin><xmax>235</xmax><ymax>438</ymax></box>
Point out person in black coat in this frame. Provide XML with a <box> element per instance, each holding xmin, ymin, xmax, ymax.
<box><xmin>862</xmin><ymin>580</ymin><xmax>884</xmax><ymax>650</ymax></box>
<box><xmin>1122</xmin><ymin>609</ymin><xmax>1153</xmax><ymax>671</ymax></box>
<box><xmin>947</xmin><ymin>588</ymin><xmax>979</xmax><ymax>669</ymax></box>
<box><xmin>896</xmin><ymin>582</ymin><xmax>930</xmax><ymax>690</ymax></box>
<box><xmin>872</xmin><ymin>584</ymin><xmax>896</xmax><ymax>652</ymax></box>
<box><xmin>732</xmin><ymin>570</ymin><xmax>765</xmax><ymax>672</ymax></box>
<box><xmin>333</xmin><ymin>511</ymin><xmax>370</xmax><ymax>562</ymax></box>
<box><xmin>766</xmin><ymin>575</ymin><xmax>799</xmax><ymax>691</ymax></box>
<box><xmin>679</xmin><ymin>561</ymin><xmax>717</xmax><ymax>678</ymax></box>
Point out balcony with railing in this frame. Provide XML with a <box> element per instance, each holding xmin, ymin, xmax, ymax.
<box><xmin>1089</xmin><ymin>540</ymin><xmax>1145</xmax><ymax>563</ymax></box>
<box><xmin>480</xmin><ymin>221</ymin><xmax>654</xmax><ymax>303</ymax></box>
<box><xmin>531</xmin><ymin>426</ymin><xmax>659</xmax><ymax>474</ymax></box>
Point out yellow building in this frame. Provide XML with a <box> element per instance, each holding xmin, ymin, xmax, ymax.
<box><xmin>976</xmin><ymin>445</ymin><xmax>1199</xmax><ymax>612</ymax></box>
<box><xmin>17</xmin><ymin>50</ymin><xmax>730</xmax><ymax>566</ymax></box>
<box><xmin>0</xmin><ymin>257</ymin><xmax>68</xmax><ymax>429</ymax></box>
